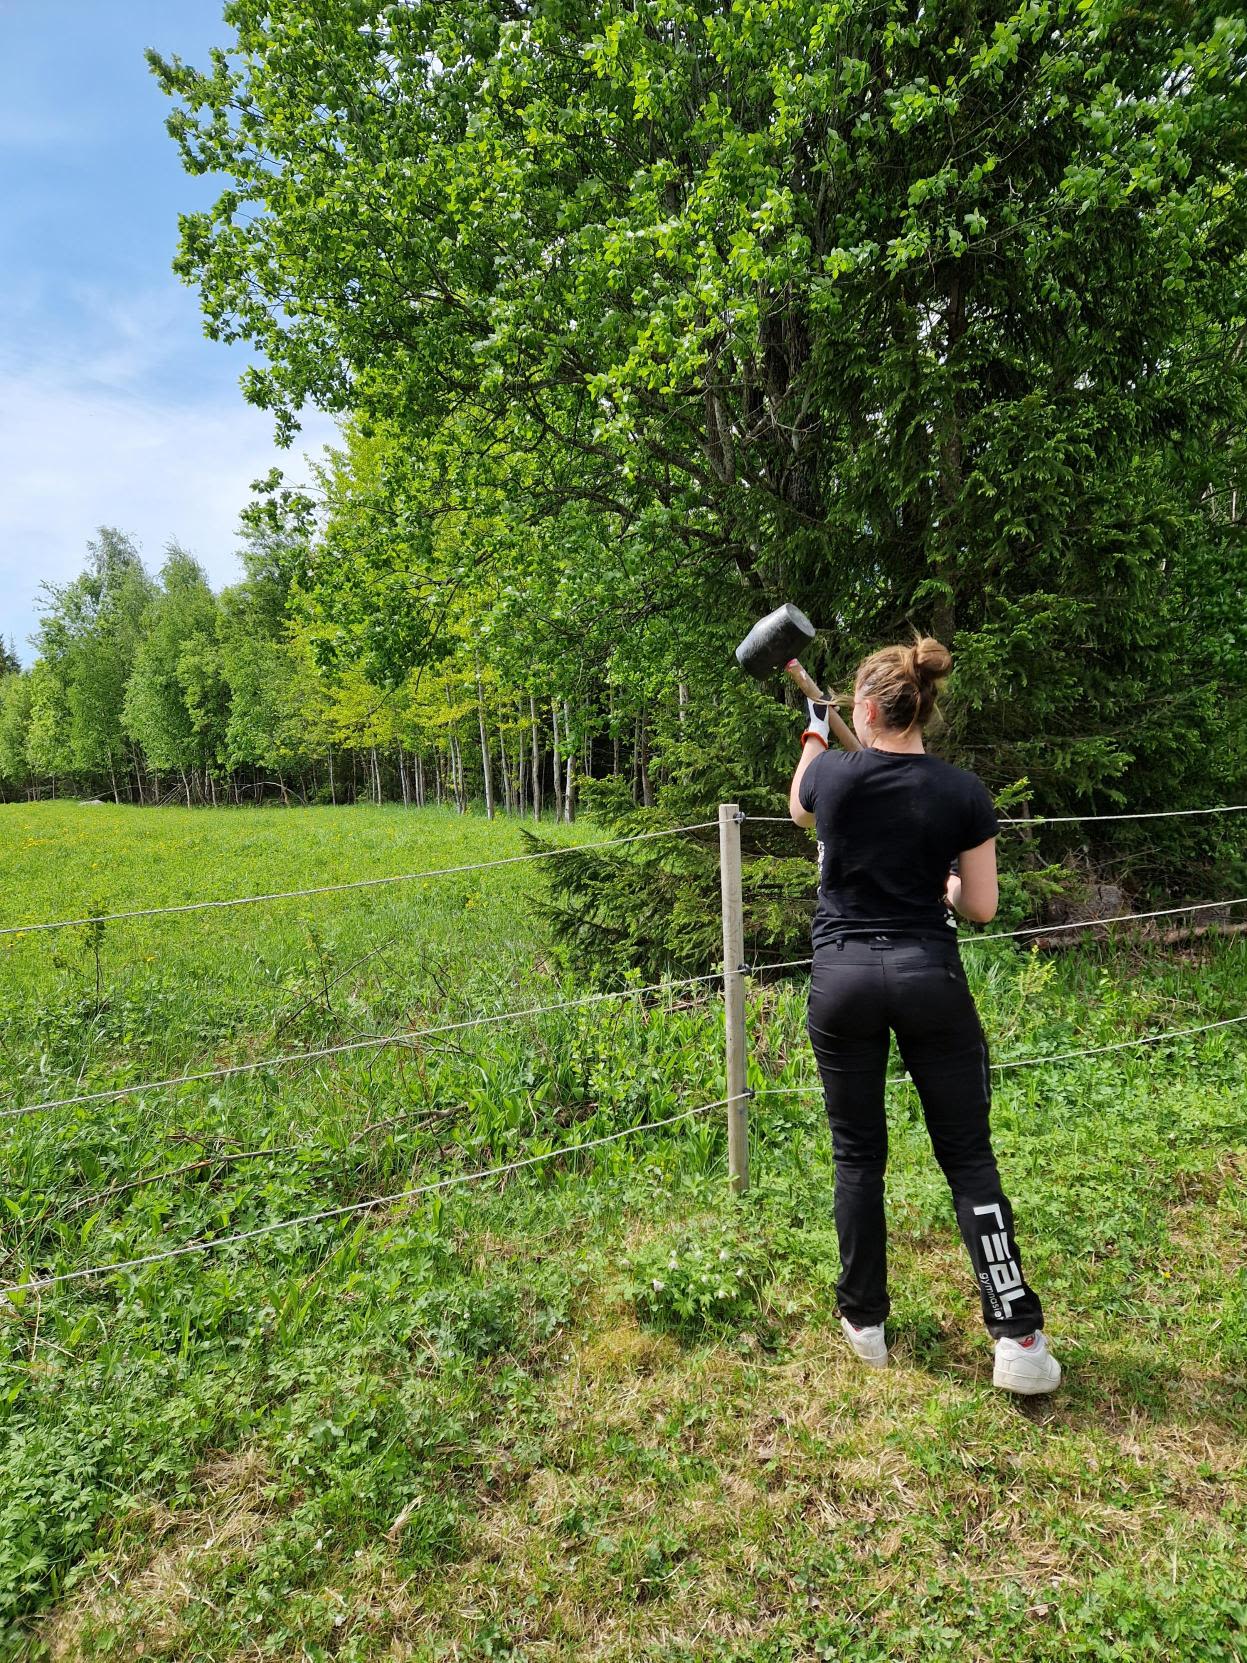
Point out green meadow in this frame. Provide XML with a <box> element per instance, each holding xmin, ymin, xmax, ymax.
<box><xmin>1</xmin><ymin>803</ymin><xmax>1245</xmax><ymax>1661</ymax></box>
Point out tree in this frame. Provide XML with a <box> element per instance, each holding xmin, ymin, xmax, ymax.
<box><xmin>151</xmin><ymin>3</ymin><xmax>1247</xmax><ymax>829</ymax></box>
<box><xmin>0</xmin><ymin>671</ymin><xmax>33</xmax><ymax>797</ymax></box>
<box><xmin>216</xmin><ymin>557</ymin><xmax>313</xmax><ymax>795</ymax></box>
<box><xmin>24</xmin><ymin>658</ymin><xmax>74</xmax><ymax>786</ymax></box>
<box><xmin>177</xmin><ymin>631</ymin><xmax>233</xmax><ymax>784</ymax></box>
<box><xmin>123</xmin><ymin>546</ymin><xmax>221</xmax><ymax>801</ymax></box>
<box><xmin>34</xmin><ymin>528</ymin><xmax>156</xmax><ymax>800</ymax></box>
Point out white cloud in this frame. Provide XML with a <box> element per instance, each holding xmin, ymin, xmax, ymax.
<box><xmin>70</xmin><ymin>283</ymin><xmax>190</xmax><ymax>389</ymax></box>
<box><xmin>0</xmin><ymin>360</ymin><xmax>340</xmax><ymax>660</ymax></box>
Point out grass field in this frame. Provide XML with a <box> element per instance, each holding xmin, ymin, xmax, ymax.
<box><xmin>2</xmin><ymin>801</ymin><xmax>1246</xmax><ymax>1661</ymax></box>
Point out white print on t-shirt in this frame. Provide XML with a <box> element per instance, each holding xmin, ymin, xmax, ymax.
<box><xmin>972</xmin><ymin>1202</ymin><xmax>1026</xmax><ymax>1318</ymax></box>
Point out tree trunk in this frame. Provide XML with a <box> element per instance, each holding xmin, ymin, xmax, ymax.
<box><xmin>476</xmin><ymin>670</ymin><xmax>495</xmax><ymax>820</ymax></box>
<box><xmin>398</xmin><ymin>742</ymin><xmax>410</xmax><ymax>808</ymax></box>
<box><xmin>934</xmin><ymin>273</ymin><xmax>966</xmax><ymax>644</ymax></box>
<box><xmin>639</xmin><ymin>712</ymin><xmax>653</xmax><ymax>808</ymax></box>
<box><xmin>497</xmin><ymin>723</ymin><xmax>511</xmax><ymax>814</ymax></box>
<box><xmin>563</xmin><ymin>698</ymin><xmax>575</xmax><ymax>822</ymax></box>
<box><xmin>529</xmin><ymin>696</ymin><xmax>541</xmax><ymax>822</ymax></box>
<box><xmin>551</xmin><ymin>699</ymin><xmax>565</xmax><ymax>822</ymax></box>
<box><xmin>327</xmin><ymin>749</ymin><xmax>336</xmax><ymax>806</ymax></box>
<box><xmin>370</xmin><ymin>745</ymin><xmax>382</xmax><ymax>805</ymax></box>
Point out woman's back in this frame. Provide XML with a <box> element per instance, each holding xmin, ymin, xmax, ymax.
<box><xmin>798</xmin><ymin>746</ymin><xmax>998</xmax><ymax>944</ymax></box>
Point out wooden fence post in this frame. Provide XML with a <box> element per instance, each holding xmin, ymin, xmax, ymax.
<box><xmin>719</xmin><ymin>802</ymin><xmax>749</xmax><ymax>1193</ymax></box>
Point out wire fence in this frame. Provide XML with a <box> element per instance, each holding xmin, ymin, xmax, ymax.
<box><xmin>0</xmin><ymin>819</ymin><xmax>720</xmax><ymax>939</ymax></box>
<box><xmin>975</xmin><ymin>896</ymin><xmax>1247</xmax><ymax>943</ymax></box>
<box><xmin>996</xmin><ymin>805</ymin><xmax>1247</xmax><ymax>826</ymax></box>
<box><xmin>1</xmin><ymin>969</ymin><xmax>727</xmax><ymax>1125</ymax></box>
<box><xmin>6</xmin><ymin>897</ymin><xmax>1245</xmax><ymax>1126</ymax></box>
<box><xmin>751</xmin><ymin>1011</ymin><xmax>1247</xmax><ymax>1098</ymax></box>
<box><xmin>5</xmin><ymin>799</ymin><xmax>1246</xmax><ymax>1304</ymax></box>
<box><xmin>745</xmin><ymin>804</ymin><xmax>1247</xmax><ymax>827</ymax></box>
<box><xmin>8</xmin><ymin>1002</ymin><xmax>1246</xmax><ymax>1301</ymax></box>
<box><xmin>5</xmin><ymin>801</ymin><xmax>1245</xmax><ymax>941</ymax></box>
<box><xmin>744</xmin><ymin>896</ymin><xmax>1247</xmax><ymax>976</ymax></box>
<box><xmin>1</xmin><ymin>1093</ymin><xmax>739</xmax><ymax>1297</ymax></box>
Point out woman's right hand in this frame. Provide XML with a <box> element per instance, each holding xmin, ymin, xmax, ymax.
<box><xmin>803</xmin><ymin>698</ymin><xmax>830</xmax><ymax>748</ymax></box>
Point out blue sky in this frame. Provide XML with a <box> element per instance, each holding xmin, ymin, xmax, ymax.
<box><xmin>0</xmin><ymin>0</ymin><xmax>337</xmax><ymax>663</ymax></box>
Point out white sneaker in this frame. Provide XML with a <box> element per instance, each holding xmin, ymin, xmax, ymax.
<box><xmin>841</xmin><ymin>1316</ymin><xmax>888</xmax><ymax>1369</ymax></box>
<box><xmin>994</xmin><ymin>1331</ymin><xmax>1061</xmax><ymax>1394</ymax></box>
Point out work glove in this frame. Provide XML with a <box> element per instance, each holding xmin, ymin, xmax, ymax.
<box><xmin>801</xmin><ymin>698</ymin><xmax>830</xmax><ymax>750</ymax></box>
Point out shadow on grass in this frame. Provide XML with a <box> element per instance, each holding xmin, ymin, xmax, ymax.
<box><xmin>1056</xmin><ymin>1344</ymin><xmax>1247</xmax><ymax>1436</ymax></box>
<box><xmin>888</xmin><ymin>1306</ymin><xmax>1247</xmax><ymax>1435</ymax></box>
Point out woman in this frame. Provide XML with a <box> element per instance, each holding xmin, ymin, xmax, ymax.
<box><xmin>789</xmin><ymin>636</ymin><xmax>1060</xmax><ymax>1394</ymax></box>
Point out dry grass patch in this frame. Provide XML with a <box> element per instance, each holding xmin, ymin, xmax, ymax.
<box><xmin>575</xmin><ymin>1321</ymin><xmax>682</xmax><ymax>1383</ymax></box>
<box><xmin>37</xmin><ymin>1447</ymin><xmax>275</xmax><ymax>1662</ymax></box>
<box><xmin>36</xmin><ymin>1318</ymin><xmax>1247</xmax><ymax>1662</ymax></box>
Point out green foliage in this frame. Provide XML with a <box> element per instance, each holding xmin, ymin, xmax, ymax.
<box><xmin>526</xmin><ymin>780</ymin><xmax>815</xmax><ymax>983</ymax></box>
<box><xmin>4</xmin><ymin>7</ymin><xmax>1246</xmax><ymax>908</ymax></box>
<box><xmin>628</xmin><ymin>1213</ymin><xmax>774</xmax><ymax>1336</ymax></box>
<box><xmin>0</xmin><ymin>673</ymin><xmax>33</xmax><ymax>796</ymax></box>
<box><xmin>144</xmin><ymin>0</ymin><xmax>1247</xmax><ymax>860</ymax></box>
<box><xmin>4</xmin><ymin>10</ymin><xmax>1245</xmax><ymax>882</ymax></box>
<box><xmin>22</xmin><ymin>657</ymin><xmax>73</xmax><ymax>781</ymax></box>
<box><xmin>2</xmin><ymin>804</ymin><xmax>1247</xmax><ymax>1656</ymax></box>
<box><xmin>121</xmin><ymin>545</ymin><xmax>220</xmax><ymax>780</ymax></box>
<box><xmin>34</xmin><ymin>528</ymin><xmax>156</xmax><ymax>789</ymax></box>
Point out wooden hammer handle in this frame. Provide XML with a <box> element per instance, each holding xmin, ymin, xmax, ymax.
<box><xmin>785</xmin><ymin>659</ymin><xmax>862</xmax><ymax>753</ymax></box>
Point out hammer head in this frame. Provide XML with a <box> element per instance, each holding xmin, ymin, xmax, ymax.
<box><xmin>735</xmin><ymin>603</ymin><xmax>816</xmax><ymax>680</ymax></box>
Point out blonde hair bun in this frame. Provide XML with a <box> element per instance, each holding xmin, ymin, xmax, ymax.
<box><xmin>855</xmin><ymin>633</ymin><xmax>952</xmax><ymax>735</ymax></box>
<box><xmin>910</xmin><ymin>636</ymin><xmax>953</xmax><ymax>686</ymax></box>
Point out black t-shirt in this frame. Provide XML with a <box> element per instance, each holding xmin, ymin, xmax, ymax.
<box><xmin>797</xmin><ymin>747</ymin><xmax>999</xmax><ymax>948</ymax></box>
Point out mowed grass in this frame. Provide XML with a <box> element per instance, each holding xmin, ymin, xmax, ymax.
<box><xmin>1</xmin><ymin>802</ymin><xmax>1246</xmax><ymax>1661</ymax></box>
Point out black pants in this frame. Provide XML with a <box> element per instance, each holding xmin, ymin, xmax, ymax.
<box><xmin>807</xmin><ymin>934</ymin><xmax>1044</xmax><ymax>1340</ymax></box>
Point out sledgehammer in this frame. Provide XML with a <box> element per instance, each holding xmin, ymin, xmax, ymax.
<box><xmin>735</xmin><ymin>603</ymin><xmax>861</xmax><ymax>752</ymax></box>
